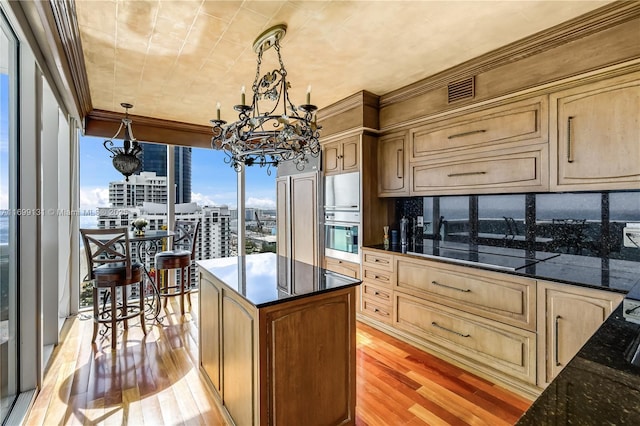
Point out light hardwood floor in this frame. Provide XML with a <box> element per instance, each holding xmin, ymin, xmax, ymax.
<box><xmin>26</xmin><ymin>292</ymin><xmax>531</xmax><ymax>425</ymax></box>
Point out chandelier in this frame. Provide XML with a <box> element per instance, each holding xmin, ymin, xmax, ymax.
<box><xmin>103</xmin><ymin>102</ymin><xmax>142</xmax><ymax>181</ymax></box>
<box><xmin>210</xmin><ymin>24</ymin><xmax>321</xmax><ymax>173</ymax></box>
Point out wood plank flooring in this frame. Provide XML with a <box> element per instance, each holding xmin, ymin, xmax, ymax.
<box><xmin>26</xmin><ymin>293</ymin><xmax>531</xmax><ymax>425</ymax></box>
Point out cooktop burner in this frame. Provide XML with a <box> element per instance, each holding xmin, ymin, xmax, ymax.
<box><xmin>407</xmin><ymin>242</ymin><xmax>560</xmax><ymax>271</ymax></box>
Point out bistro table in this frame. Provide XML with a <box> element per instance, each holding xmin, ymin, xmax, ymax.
<box><xmin>91</xmin><ymin>229</ymin><xmax>175</xmax><ymax>322</ymax></box>
<box><xmin>127</xmin><ymin>229</ymin><xmax>175</xmax><ymax>322</ymax></box>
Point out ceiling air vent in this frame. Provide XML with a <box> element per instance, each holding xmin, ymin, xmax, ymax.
<box><xmin>447</xmin><ymin>77</ymin><xmax>475</xmax><ymax>104</ymax></box>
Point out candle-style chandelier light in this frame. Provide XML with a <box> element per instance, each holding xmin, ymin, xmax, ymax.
<box><xmin>210</xmin><ymin>24</ymin><xmax>321</xmax><ymax>173</ymax></box>
<box><xmin>103</xmin><ymin>102</ymin><xmax>142</xmax><ymax>181</ymax></box>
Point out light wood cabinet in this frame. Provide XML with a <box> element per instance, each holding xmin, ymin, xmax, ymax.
<box><xmin>360</xmin><ymin>248</ymin><xmax>394</xmax><ymax>324</ymax></box>
<box><xmin>537</xmin><ymin>280</ymin><xmax>623</xmax><ymax>387</ymax></box>
<box><xmin>324</xmin><ymin>257</ymin><xmax>360</xmax><ymax>279</ymax></box>
<box><xmin>324</xmin><ymin>257</ymin><xmax>361</xmax><ymax>313</ymax></box>
<box><xmin>410</xmin><ymin>96</ymin><xmax>547</xmax><ymax>162</ymax></box>
<box><xmin>199</xmin><ymin>267</ymin><xmax>357</xmax><ymax>425</ymax></box>
<box><xmin>404</xmin><ymin>96</ymin><xmax>549</xmax><ymax>195</ymax></box>
<box><xmin>377</xmin><ymin>131</ymin><xmax>409</xmax><ymax>197</ymax></box>
<box><xmin>362</xmin><ymin>249</ymin><xmax>393</xmax><ymax>272</ymax></box>
<box><xmin>394</xmin><ymin>292</ymin><xmax>537</xmax><ymax>385</ymax></box>
<box><xmin>411</xmin><ymin>144</ymin><xmax>548</xmax><ymax>195</ymax></box>
<box><xmin>276</xmin><ymin>172</ymin><xmax>319</xmax><ymax>284</ymax></box>
<box><xmin>550</xmin><ymin>72</ymin><xmax>640</xmax><ymax>191</ymax></box>
<box><xmin>323</xmin><ymin>135</ymin><xmax>360</xmax><ymax>175</ymax></box>
<box><xmin>396</xmin><ymin>256</ymin><xmax>536</xmax><ymax>331</ymax></box>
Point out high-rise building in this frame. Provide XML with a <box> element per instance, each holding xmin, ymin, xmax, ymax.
<box><xmin>140</xmin><ymin>142</ymin><xmax>192</xmax><ymax>204</ymax></box>
<box><xmin>109</xmin><ymin>171</ymin><xmax>168</xmax><ymax>207</ymax></box>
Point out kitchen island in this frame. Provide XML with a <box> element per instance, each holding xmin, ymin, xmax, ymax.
<box><xmin>197</xmin><ymin>253</ymin><xmax>361</xmax><ymax>426</ymax></box>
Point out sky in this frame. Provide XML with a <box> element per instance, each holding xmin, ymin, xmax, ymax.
<box><xmin>79</xmin><ymin>133</ymin><xmax>277</xmax><ymax>212</ymax></box>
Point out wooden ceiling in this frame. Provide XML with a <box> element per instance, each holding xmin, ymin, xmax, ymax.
<box><xmin>73</xmin><ymin>0</ymin><xmax>612</xmax><ymax>131</ymax></box>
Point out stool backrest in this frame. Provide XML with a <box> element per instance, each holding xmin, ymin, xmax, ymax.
<box><xmin>173</xmin><ymin>220</ymin><xmax>200</xmax><ymax>260</ymax></box>
<box><xmin>80</xmin><ymin>228</ymin><xmax>133</xmax><ymax>280</ymax></box>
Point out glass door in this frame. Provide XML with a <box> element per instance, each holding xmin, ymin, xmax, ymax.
<box><xmin>0</xmin><ymin>12</ymin><xmax>18</xmax><ymax>422</ymax></box>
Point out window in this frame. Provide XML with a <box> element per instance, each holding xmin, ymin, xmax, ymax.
<box><xmin>0</xmin><ymin>11</ymin><xmax>18</xmax><ymax>421</ymax></box>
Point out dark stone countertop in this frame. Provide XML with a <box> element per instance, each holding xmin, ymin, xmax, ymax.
<box><xmin>517</xmin><ymin>303</ymin><xmax>640</xmax><ymax>425</ymax></box>
<box><xmin>197</xmin><ymin>252</ymin><xmax>361</xmax><ymax>308</ymax></box>
<box><xmin>364</xmin><ymin>243</ymin><xmax>640</xmax><ymax>293</ymax></box>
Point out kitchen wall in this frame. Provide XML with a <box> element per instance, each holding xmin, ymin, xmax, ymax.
<box><xmin>394</xmin><ymin>191</ymin><xmax>640</xmax><ymax>262</ymax></box>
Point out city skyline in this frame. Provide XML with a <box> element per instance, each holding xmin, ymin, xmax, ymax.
<box><xmin>80</xmin><ymin>133</ymin><xmax>277</xmax><ymax>214</ymax></box>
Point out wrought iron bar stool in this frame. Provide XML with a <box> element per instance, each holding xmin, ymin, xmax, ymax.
<box><xmin>155</xmin><ymin>221</ymin><xmax>200</xmax><ymax>315</ymax></box>
<box><xmin>80</xmin><ymin>228</ymin><xmax>147</xmax><ymax>350</ymax></box>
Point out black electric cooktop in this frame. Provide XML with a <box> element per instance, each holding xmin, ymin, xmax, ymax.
<box><xmin>407</xmin><ymin>241</ymin><xmax>560</xmax><ymax>271</ymax></box>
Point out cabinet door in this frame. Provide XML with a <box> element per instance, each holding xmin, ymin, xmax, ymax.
<box><xmin>551</xmin><ymin>72</ymin><xmax>640</xmax><ymax>191</ymax></box>
<box><xmin>537</xmin><ymin>281</ymin><xmax>623</xmax><ymax>386</ymax></box>
<box><xmin>276</xmin><ymin>177</ymin><xmax>289</xmax><ymax>258</ymax></box>
<box><xmin>341</xmin><ymin>136</ymin><xmax>360</xmax><ymax>172</ymax></box>
<box><xmin>323</xmin><ymin>141</ymin><xmax>341</xmax><ymax>174</ymax></box>
<box><xmin>378</xmin><ymin>132</ymin><xmax>409</xmax><ymax>196</ymax></box>
<box><xmin>291</xmin><ymin>173</ymin><xmax>318</xmax><ymax>278</ymax></box>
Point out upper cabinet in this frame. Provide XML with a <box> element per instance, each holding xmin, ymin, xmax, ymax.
<box><xmin>410</xmin><ymin>96</ymin><xmax>548</xmax><ymax>162</ymax></box>
<box><xmin>550</xmin><ymin>72</ymin><xmax>640</xmax><ymax>191</ymax></box>
<box><xmin>407</xmin><ymin>96</ymin><xmax>549</xmax><ymax>196</ymax></box>
<box><xmin>378</xmin><ymin>131</ymin><xmax>409</xmax><ymax>197</ymax></box>
<box><xmin>323</xmin><ymin>135</ymin><xmax>360</xmax><ymax>175</ymax></box>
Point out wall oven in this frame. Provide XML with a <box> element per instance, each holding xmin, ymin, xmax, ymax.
<box><xmin>324</xmin><ymin>211</ymin><xmax>360</xmax><ymax>263</ymax></box>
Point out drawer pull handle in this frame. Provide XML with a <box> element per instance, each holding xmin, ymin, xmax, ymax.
<box><xmin>448</xmin><ymin>129</ymin><xmax>486</xmax><ymax>139</ymax></box>
<box><xmin>373</xmin><ymin>308</ymin><xmax>389</xmax><ymax>316</ymax></box>
<box><xmin>567</xmin><ymin>116</ymin><xmax>574</xmax><ymax>163</ymax></box>
<box><xmin>431</xmin><ymin>321</ymin><xmax>470</xmax><ymax>338</ymax></box>
<box><xmin>555</xmin><ymin>315</ymin><xmax>562</xmax><ymax>366</ymax></box>
<box><xmin>431</xmin><ymin>280</ymin><xmax>471</xmax><ymax>293</ymax></box>
<box><xmin>373</xmin><ymin>258</ymin><xmax>389</xmax><ymax>264</ymax></box>
<box><xmin>374</xmin><ymin>291</ymin><xmax>380</xmax><ymax>295</ymax></box>
<box><xmin>447</xmin><ymin>171</ymin><xmax>487</xmax><ymax>178</ymax></box>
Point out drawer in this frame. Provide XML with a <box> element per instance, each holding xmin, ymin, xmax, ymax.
<box><xmin>362</xmin><ymin>282</ymin><xmax>392</xmax><ymax>305</ymax></box>
<box><xmin>324</xmin><ymin>257</ymin><xmax>360</xmax><ymax>279</ymax></box>
<box><xmin>394</xmin><ymin>293</ymin><xmax>536</xmax><ymax>384</ymax></box>
<box><xmin>411</xmin><ymin>145</ymin><xmax>548</xmax><ymax>196</ymax></box>
<box><xmin>362</xmin><ymin>250</ymin><xmax>394</xmax><ymax>272</ymax></box>
<box><xmin>362</xmin><ymin>298</ymin><xmax>392</xmax><ymax>324</ymax></box>
<box><xmin>410</xmin><ymin>96</ymin><xmax>547</xmax><ymax>161</ymax></box>
<box><xmin>396</xmin><ymin>257</ymin><xmax>535</xmax><ymax>330</ymax></box>
<box><xmin>362</xmin><ymin>267</ymin><xmax>393</xmax><ymax>287</ymax></box>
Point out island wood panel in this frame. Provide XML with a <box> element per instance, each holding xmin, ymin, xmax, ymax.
<box><xmin>394</xmin><ymin>293</ymin><xmax>537</xmax><ymax>385</ymax></box>
<box><xmin>25</xmin><ymin>293</ymin><xmax>530</xmax><ymax>426</ymax></box>
<box><xmin>396</xmin><ymin>257</ymin><xmax>536</xmax><ymax>330</ymax></box>
<box><xmin>222</xmin><ymin>295</ymin><xmax>256</xmax><ymax>426</ymax></box>
<box><xmin>261</xmin><ymin>289</ymin><xmax>356</xmax><ymax>425</ymax></box>
<box><xmin>199</xmin><ymin>274</ymin><xmax>222</xmax><ymax>395</ymax></box>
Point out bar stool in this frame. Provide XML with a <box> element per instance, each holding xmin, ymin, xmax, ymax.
<box><xmin>155</xmin><ymin>220</ymin><xmax>200</xmax><ymax>315</ymax></box>
<box><xmin>80</xmin><ymin>228</ymin><xmax>147</xmax><ymax>350</ymax></box>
